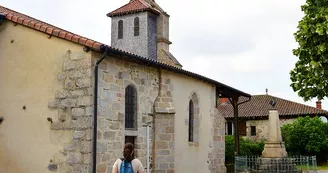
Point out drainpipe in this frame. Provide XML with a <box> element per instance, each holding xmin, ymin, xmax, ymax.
<box><xmin>92</xmin><ymin>45</ymin><xmax>109</xmax><ymax>173</ymax></box>
<box><xmin>0</xmin><ymin>15</ymin><xmax>4</xmax><ymax>125</ymax></box>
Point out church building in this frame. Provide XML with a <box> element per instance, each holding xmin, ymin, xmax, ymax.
<box><xmin>0</xmin><ymin>1</ymin><xmax>250</xmax><ymax>173</ymax></box>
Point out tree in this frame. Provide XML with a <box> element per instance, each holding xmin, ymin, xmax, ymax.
<box><xmin>281</xmin><ymin>116</ymin><xmax>328</xmax><ymax>163</ymax></box>
<box><xmin>290</xmin><ymin>0</ymin><xmax>328</xmax><ymax>101</ymax></box>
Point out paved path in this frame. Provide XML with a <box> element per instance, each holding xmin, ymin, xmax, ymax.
<box><xmin>318</xmin><ymin>171</ymin><xmax>328</xmax><ymax>173</ymax></box>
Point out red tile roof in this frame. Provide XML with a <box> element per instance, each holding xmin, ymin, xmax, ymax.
<box><xmin>0</xmin><ymin>5</ymin><xmax>103</xmax><ymax>50</ymax></box>
<box><xmin>107</xmin><ymin>0</ymin><xmax>161</xmax><ymax>17</ymax></box>
<box><xmin>218</xmin><ymin>95</ymin><xmax>328</xmax><ymax>119</ymax></box>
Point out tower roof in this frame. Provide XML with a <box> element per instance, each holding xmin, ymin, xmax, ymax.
<box><xmin>107</xmin><ymin>0</ymin><xmax>165</xmax><ymax>17</ymax></box>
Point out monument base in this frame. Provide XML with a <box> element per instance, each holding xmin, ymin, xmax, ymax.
<box><xmin>262</xmin><ymin>142</ymin><xmax>287</xmax><ymax>158</ymax></box>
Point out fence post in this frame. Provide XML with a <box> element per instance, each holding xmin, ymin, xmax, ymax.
<box><xmin>277</xmin><ymin>159</ymin><xmax>279</xmax><ymax>173</ymax></box>
<box><xmin>234</xmin><ymin>154</ymin><xmax>237</xmax><ymax>173</ymax></box>
<box><xmin>306</xmin><ymin>156</ymin><xmax>309</xmax><ymax>173</ymax></box>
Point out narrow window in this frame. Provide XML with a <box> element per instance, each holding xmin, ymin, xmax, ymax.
<box><xmin>251</xmin><ymin>126</ymin><xmax>256</xmax><ymax>136</ymax></box>
<box><xmin>227</xmin><ymin>122</ymin><xmax>233</xmax><ymax>135</ymax></box>
<box><xmin>118</xmin><ymin>20</ymin><xmax>123</xmax><ymax>39</ymax></box>
<box><xmin>125</xmin><ymin>85</ymin><xmax>137</xmax><ymax>130</ymax></box>
<box><xmin>134</xmin><ymin>17</ymin><xmax>139</xmax><ymax>36</ymax></box>
<box><xmin>188</xmin><ymin>100</ymin><xmax>194</xmax><ymax>142</ymax></box>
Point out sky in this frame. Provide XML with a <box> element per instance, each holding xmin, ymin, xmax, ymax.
<box><xmin>2</xmin><ymin>0</ymin><xmax>327</xmax><ymax>108</ymax></box>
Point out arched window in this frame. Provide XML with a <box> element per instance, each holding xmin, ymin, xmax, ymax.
<box><xmin>134</xmin><ymin>17</ymin><xmax>139</xmax><ymax>36</ymax></box>
<box><xmin>189</xmin><ymin>100</ymin><xmax>194</xmax><ymax>142</ymax></box>
<box><xmin>118</xmin><ymin>20</ymin><xmax>123</xmax><ymax>39</ymax></box>
<box><xmin>125</xmin><ymin>85</ymin><xmax>137</xmax><ymax>130</ymax></box>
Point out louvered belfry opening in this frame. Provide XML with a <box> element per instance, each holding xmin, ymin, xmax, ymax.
<box><xmin>125</xmin><ymin>85</ymin><xmax>137</xmax><ymax>130</ymax></box>
<box><xmin>118</xmin><ymin>20</ymin><xmax>123</xmax><ymax>39</ymax></box>
<box><xmin>134</xmin><ymin>17</ymin><xmax>139</xmax><ymax>36</ymax></box>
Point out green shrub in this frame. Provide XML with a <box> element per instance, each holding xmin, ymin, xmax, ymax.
<box><xmin>225</xmin><ymin>135</ymin><xmax>265</xmax><ymax>164</ymax></box>
<box><xmin>281</xmin><ymin>116</ymin><xmax>328</xmax><ymax>163</ymax></box>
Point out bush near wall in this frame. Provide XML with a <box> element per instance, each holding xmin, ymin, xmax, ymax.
<box><xmin>225</xmin><ymin>135</ymin><xmax>265</xmax><ymax>164</ymax></box>
<box><xmin>281</xmin><ymin>116</ymin><xmax>328</xmax><ymax>163</ymax></box>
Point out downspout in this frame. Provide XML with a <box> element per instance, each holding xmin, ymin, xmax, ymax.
<box><xmin>152</xmin><ymin>68</ymin><xmax>162</xmax><ymax>173</ymax></box>
<box><xmin>0</xmin><ymin>14</ymin><xmax>5</xmax><ymax>125</ymax></box>
<box><xmin>93</xmin><ymin>45</ymin><xmax>109</xmax><ymax>173</ymax></box>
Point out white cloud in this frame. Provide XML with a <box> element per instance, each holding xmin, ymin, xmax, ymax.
<box><xmin>3</xmin><ymin>0</ymin><xmax>325</xmax><ymax>109</ymax></box>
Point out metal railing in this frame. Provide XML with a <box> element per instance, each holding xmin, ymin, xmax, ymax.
<box><xmin>235</xmin><ymin>156</ymin><xmax>317</xmax><ymax>173</ymax></box>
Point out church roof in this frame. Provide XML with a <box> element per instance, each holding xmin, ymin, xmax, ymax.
<box><xmin>218</xmin><ymin>95</ymin><xmax>328</xmax><ymax>119</ymax></box>
<box><xmin>0</xmin><ymin>5</ymin><xmax>250</xmax><ymax>99</ymax></box>
<box><xmin>107</xmin><ymin>0</ymin><xmax>162</xmax><ymax>17</ymax></box>
<box><xmin>0</xmin><ymin>5</ymin><xmax>102</xmax><ymax>50</ymax></box>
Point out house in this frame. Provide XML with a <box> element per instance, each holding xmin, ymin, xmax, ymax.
<box><xmin>218</xmin><ymin>94</ymin><xmax>328</xmax><ymax>140</ymax></box>
<box><xmin>0</xmin><ymin>1</ymin><xmax>250</xmax><ymax>173</ymax></box>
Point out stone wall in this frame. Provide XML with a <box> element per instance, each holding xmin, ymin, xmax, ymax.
<box><xmin>208</xmin><ymin>88</ymin><xmax>226</xmax><ymax>173</ymax></box>
<box><xmin>153</xmin><ymin>73</ymin><xmax>175</xmax><ymax>173</ymax></box>
<box><xmin>48</xmin><ymin>50</ymin><xmax>93</xmax><ymax>173</ymax></box>
<box><xmin>111</xmin><ymin>12</ymin><xmax>152</xmax><ymax>60</ymax></box>
<box><xmin>148</xmin><ymin>13</ymin><xmax>158</xmax><ymax>61</ymax></box>
<box><xmin>96</xmin><ymin>57</ymin><xmax>159</xmax><ymax>173</ymax></box>
<box><xmin>246</xmin><ymin>118</ymin><xmax>296</xmax><ymax>141</ymax></box>
<box><xmin>153</xmin><ymin>114</ymin><xmax>175</xmax><ymax>173</ymax></box>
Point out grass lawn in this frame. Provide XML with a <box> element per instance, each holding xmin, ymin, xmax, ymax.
<box><xmin>297</xmin><ymin>164</ymin><xmax>328</xmax><ymax>170</ymax></box>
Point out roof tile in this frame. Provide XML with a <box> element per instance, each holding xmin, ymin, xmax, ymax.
<box><xmin>72</xmin><ymin>35</ymin><xmax>79</xmax><ymax>43</ymax></box>
<box><xmin>107</xmin><ymin>0</ymin><xmax>160</xmax><ymax>17</ymax></box>
<box><xmin>52</xmin><ymin>29</ymin><xmax>60</xmax><ymax>37</ymax></box>
<box><xmin>218</xmin><ymin>95</ymin><xmax>328</xmax><ymax>118</ymax></box>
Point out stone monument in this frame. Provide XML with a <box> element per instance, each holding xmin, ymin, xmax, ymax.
<box><xmin>261</xmin><ymin>99</ymin><xmax>288</xmax><ymax>157</ymax></box>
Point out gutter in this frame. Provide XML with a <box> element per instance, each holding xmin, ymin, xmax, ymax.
<box><xmin>92</xmin><ymin>45</ymin><xmax>109</xmax><ymax>173</ymax></box>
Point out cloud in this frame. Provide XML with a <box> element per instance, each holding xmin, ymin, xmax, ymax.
<box><xmin>3</xmin><ymin>0</ymin><xmax>324</xmax><ymax>107</ymax></box>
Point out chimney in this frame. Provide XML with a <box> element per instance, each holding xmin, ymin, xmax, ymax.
<box><xmin>220</xmin><ymin>98</ymin><xmax>228</xmax><ymax>104</ymax></box>
<box><xmin>316</xmin><ymin>101</ymin><xmax>322</xmax><ymax>109</ymax></box>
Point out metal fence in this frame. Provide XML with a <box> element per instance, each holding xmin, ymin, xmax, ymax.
<box><xmin>235</xmin><ymin>156</ymin><xmax>317</xmax><ymax>173</ymax></box>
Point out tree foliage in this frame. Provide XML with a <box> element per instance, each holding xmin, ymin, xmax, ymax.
<box><xmin>281</xmin><ymin>116</ymin><xmax>328</xmax><ymax>163</ymax></box>
<box><xmin>225</xmin><ymin>135</ymin><xmax>264</xmax><ymax>164</ymax></box>
<box><xmin>290</xmin><ymin>0</ymin><xmax>328</xmax><ymax>101</ymax></box>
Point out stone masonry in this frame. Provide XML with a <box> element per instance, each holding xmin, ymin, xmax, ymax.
<box><xmin>153</xmin><ymin>72</ymin><xmax>175</xmax><ymax>173</ymax></box>
<box><xmin>46</xmin><ymin>50</ymin><xmax>225</xmax><ymax>173</ymax></box>
<box><xmin>48</xmin><ymin>50</ymin><xmax>93</xmax><ymax>173</ymax></box>
<box><xmin>153</xmin><ymin>113</ymin><xmax>175</xmax><ymax>173</ymax></box>
<box><xmin>208</xmin><ymin>87</ymin><xmax>226</xmax><ymax>173</ymax></box>
<box><xmin>96</xmin><ymin>57</ymin><xmax>159</xmax><ymax>173</ymax></box>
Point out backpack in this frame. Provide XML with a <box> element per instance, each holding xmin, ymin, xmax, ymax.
<box><xmin>119</xmin><ymin>158</ymin><xmax>134</xmax><ymax>173</ymax></box>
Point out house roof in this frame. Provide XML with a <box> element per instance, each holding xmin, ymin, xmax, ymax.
<box><xmin>107</xmin><ymin>0</ymin><xmax>162</xmax><ymax>17</ymax></box>
<box><xmin>219</xmin><ymin>95</ymin><xmax>328</xmax><ymax>119</ymax></box>
<box><xmin>0</xmin><ymin>5</ymin><xmax>250</xmax><ymax>98</ymax></box>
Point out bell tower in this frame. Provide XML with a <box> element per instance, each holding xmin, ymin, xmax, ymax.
<box><xmin>107</xmin><ymin>0</ymin><xmax>182</xmax><ymax>67</ymax></box>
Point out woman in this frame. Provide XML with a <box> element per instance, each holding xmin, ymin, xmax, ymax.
<box><xmin>112</xmin><ymin>142</ymin><xmax>145</xmax><ymax>173</ymax></box>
